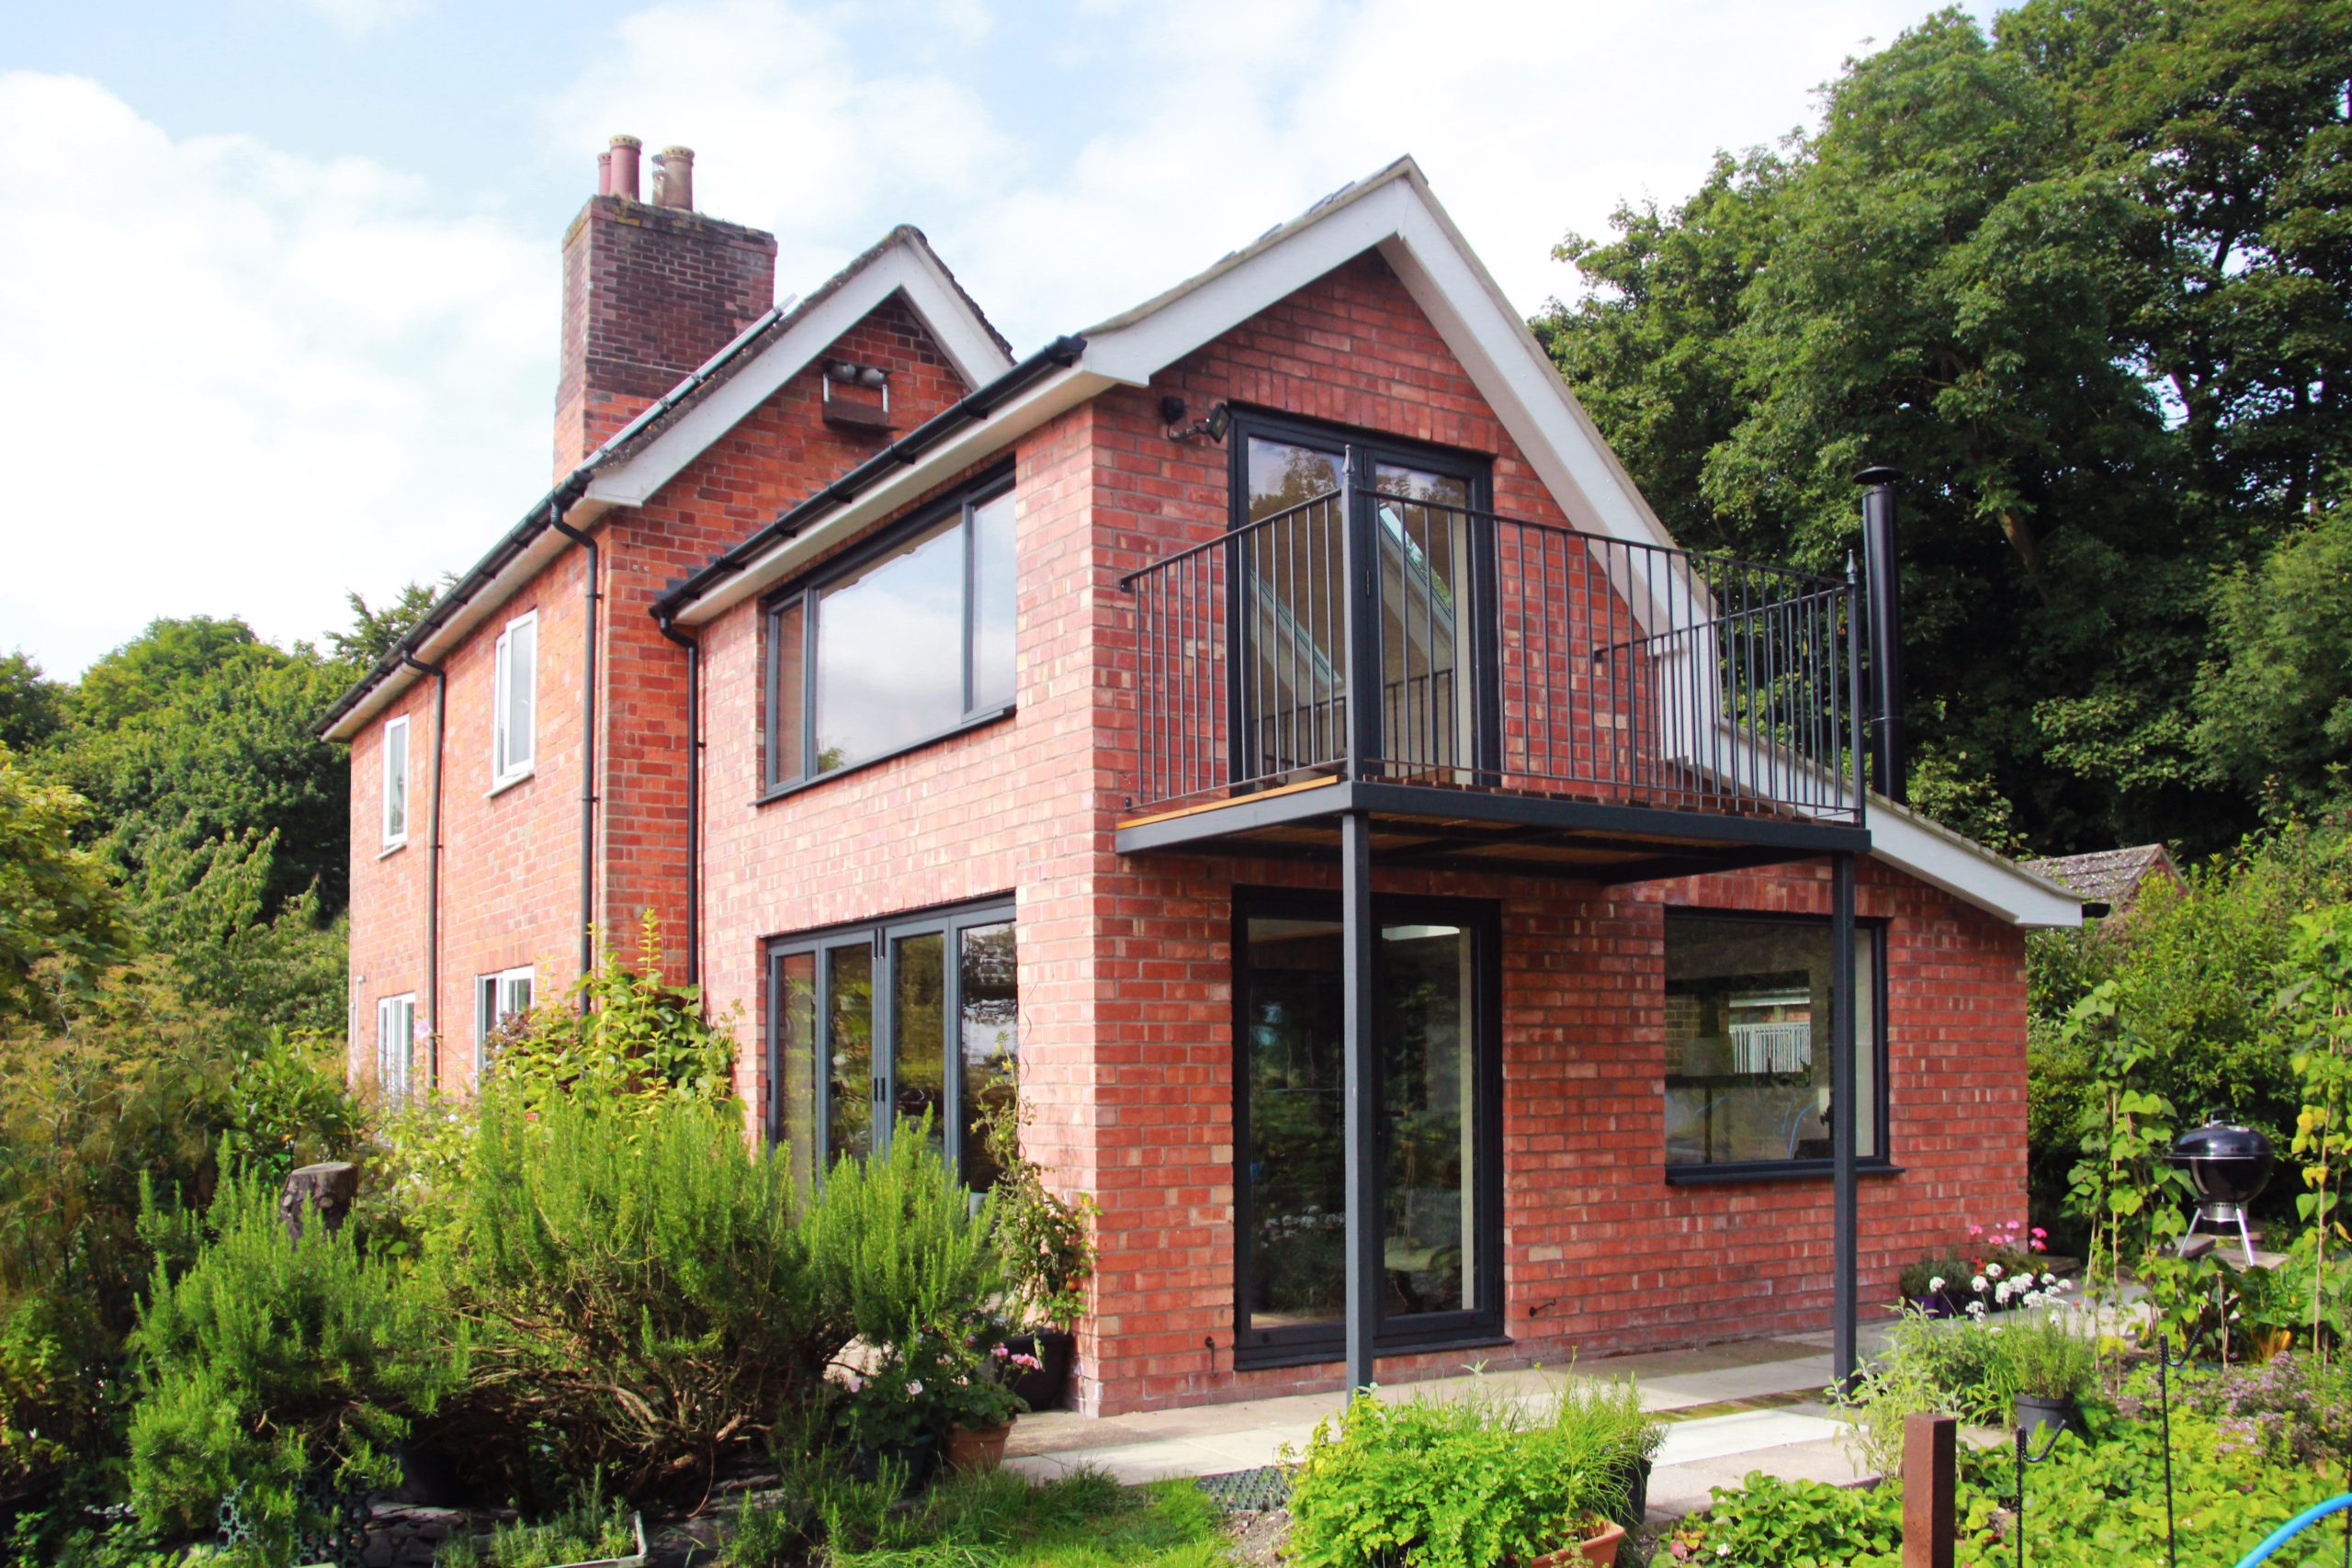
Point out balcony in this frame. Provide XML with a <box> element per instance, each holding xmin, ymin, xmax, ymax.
<box><xmin>1115</xmin><ymin>487</ymin><xmax>1871</xmax><ymax>879</ymax></box>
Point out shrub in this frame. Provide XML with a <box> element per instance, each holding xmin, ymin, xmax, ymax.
<box><xmin>444</xmin><ymin>1092</ymin><xmax>842</xmax><ymax>1500</ymax></box>
<box><xmin>124</xmin><ymin>1162</ymin><xmax>464</xmax><ymax>1549</ymax></box>
<box><xmin>437</xmin><ymin>1483</ymin><xmax>637</xmax><ymax>1568</ymax></box>
<box><xmin>1551</xmin><ymin>1375</ymin><xmax>1664</xmax><ymax>1528</ymax></box>
<box><xmin>1289</xmin><ymin>1389</ymin><xmax>1627</xmax><ymax>1568</ymax></box>
<box><xmin>802</xmin><ymin>1118</ymin><xmax>1004</xmax><ymax>1353</ymax></box>
<box><xmin>2001</xmin><ymin>1313</ymin><xmax>2097</xmax><ymax>1402</ymax></box>
<box><xmin>488</xmin><ymin>913</ymin><xmax>735</xmax><ymax>1117</ymax></box>
<box><xmin>2123</xmin><ymin>1350</ymin><xmax>2352</xmax><ymax>1471</ymax></box>
<box><xmin>1647</xmin><ymin>1472</ymin><xmax>1901</xmax><ymax>1567</ymax></box>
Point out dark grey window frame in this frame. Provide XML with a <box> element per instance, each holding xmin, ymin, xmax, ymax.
<box><xmin>1659</xmin><ymin>906</ymin><xmax>1894</xmax><ymax>1185</ymax></box>
<box><xmin>1223</xmin><ymin>407</ymin><xmax>1500</xmax><ymax>782</ymax></box>
<box><xmin>1230</xmin><ymin>886</ymin><xmax>1506</xmax><ymax>1370</ymax></box>
<box><xmin>763</xmin><ymin>895</ymin><xmax>1016</xmax><ymax>1190</ymax></box>
<box><xmin>759</xmin><ymin>464</ymin><xmax>1018</xmax><ymax>801</ymax></box>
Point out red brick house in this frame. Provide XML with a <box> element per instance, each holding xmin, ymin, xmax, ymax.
<box><xmin>322</xmin><ymin>141</ymin><xmax>2083</xmax><ymax>1416</ymax></box>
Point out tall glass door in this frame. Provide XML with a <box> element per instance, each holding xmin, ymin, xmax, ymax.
<box><xmin>1234</xmin><ymin>892</ymin><xmax>1498</xmax><ymax>1362</ymax></box>
<box><xmin>1230</xmin><ymin>413</ymin><xmax>1488</xmax><ymax>785</ymax></box>
<box><xmin>768</xmin><ymin>901</ymin><xmax>1017</xmax><ymax>1187</ymax></box>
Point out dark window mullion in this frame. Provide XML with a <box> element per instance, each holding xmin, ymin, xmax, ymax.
<box><xmin>960</xmin><ymin>498</ymin><xmax>978</xmax><ymax>717</ymax></box>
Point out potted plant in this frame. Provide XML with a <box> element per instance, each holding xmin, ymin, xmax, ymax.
<box><xmin>976</xmin><ymin>1076</ymin><xmax>1098</xmax><ymax>1411</ymax></box>
<box><xmin>1522</xmin><ymin>1516</ymin><xmax>1625</xmax><ymax>1568</ymax></box>
<box><xmin>1551</xmin><ymin>1374</ymin><xmax>1663</xmax><ymax>1531</ymax></box>
<box><xmin>1898</xmin><ymin>1255</ymin><xmax>1959</xmax><ymax>1317</ymax></box>
<box><xmin>940</xmin><ymin>1339</ymin><xmax>1034</xmax><ymax>1473</ymax></box>
<box><xmin>837</xmin><ymin>1335</ymin><xmax>951</xmax><ymax>1490</ymax></box>
<box><xmin>2005</xmin><ymin>1313</ymin><xmax>2096</xmax><ymax>1443</ymax></box>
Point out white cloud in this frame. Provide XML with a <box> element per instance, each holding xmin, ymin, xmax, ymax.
<box><xmin>0</xmin><ymin>72</ymin><xmax>550</xmax><ymax>676</ymax></box>
<box><xmin>542</xmin><ymin>0</ymin><xmax>1021</xmax><ymax>304</ymax></box>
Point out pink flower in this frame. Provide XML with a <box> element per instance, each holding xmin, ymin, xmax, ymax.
<box><xmin>843</xmin><ymin>1372</ymin><xmax>864</xmax><ymax>1393</ymax></box>
<box><xmin>992</xmin><ymin>1344</ymin><xmax>1011</xmax><ymax>1359</ymax></box>
<box><xmin>907</xmin><ymin>1381</ymin><xmax>924</xmax><ymax>1396</ymax></box>
<box><xmin>1968</xmin><ymin>1224</ymin><xmax>1984</xmax><ymax>1239</ymax></box>
<box><xmin>1012</xmin><ymin>1354</ymin><xmax>1043</xmax><ymax>1371</ymax></box>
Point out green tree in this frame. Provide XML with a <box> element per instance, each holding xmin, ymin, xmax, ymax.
<box><xmin>327</xmin><ymin>582</ymin><xmax>442</xmax><ymax>671</ymax></box>
<box><xmin>2194</xmin><ymin>508</ymin><xmax>2352</xmax><ymax>814</ymax></box>
<box><xmin>0</xmin><ymin>743</ymin><xmax>130</xmax><ymax>1026</ymax></box>
<box><xmin>0</xmin><ymin>653</ymin><xmax>63</xmax><ymax>756</ymax></box>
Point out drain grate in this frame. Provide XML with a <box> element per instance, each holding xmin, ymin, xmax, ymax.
<box><xmin>1196</xmin><ymin>1465</ymin><xmax>1292</xmax><ymax>1514</ymax></box>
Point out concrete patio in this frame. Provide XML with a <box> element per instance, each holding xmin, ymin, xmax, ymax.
<box><xmin>1007</xmin><ymin>1325</ymin><xmax>1900</xmax><ymax>1522</ymax></box>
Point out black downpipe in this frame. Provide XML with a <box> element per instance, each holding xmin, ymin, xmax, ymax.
<box><xmin>1856</xmin><ymin>467</ymin><xmax>1905</xmax><ymax>806</ymax></box>
<box><xmin>548</xmin><ymin>505</ymin><xmax>599</xmax><ymax>1007</ymax></box>
<box><xmin>653</xmin><ymin>611</ymin><xmax>700</xmax><ymax>987</ymax></box>
<box><xmin>400</xmin><ymin>653</ymin><xmax>447</xmax><ymax>1087</ymax></box>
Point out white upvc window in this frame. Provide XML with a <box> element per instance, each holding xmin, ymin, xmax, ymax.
<box><xmin>376</xmin><ymin>993</ymin><xmax>417</xmax><ymax>1103</ymax></box>
<box><xmin>492</xmin><ymin>610</ymin><xmax>537</xmax><ymax>788</ymax></box>
<box><xmin>380</xmin><ymin>716</ymin><xmax>410</xmax><ymax>849</ymax></box>
<box><xmin>475</xmin><ymin>965</ymin><xmax>535</xmax><ymax>1077</ymax></box>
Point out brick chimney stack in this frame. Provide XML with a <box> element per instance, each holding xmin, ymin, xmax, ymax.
<box><xmin>554</xmin><ymin>135</ymin><xmax>776</xmax><ymax>477</ymax></box>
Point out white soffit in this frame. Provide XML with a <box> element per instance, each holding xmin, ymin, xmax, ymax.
<box><xmin>588</xmin><ymin>243</ymin><xmax>1013</xmax><ymax>512</ymax></box>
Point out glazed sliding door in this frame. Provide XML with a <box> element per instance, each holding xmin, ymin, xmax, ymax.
<box><xmin>767</xmin><ymin>900</ymin><xmax>1017</xmax><ymax>1187</ymax></box>
<box><xmin>1233</xmin><ymin>891</ymin><xmax>1499</xmax><ymax>1365</ymax></box>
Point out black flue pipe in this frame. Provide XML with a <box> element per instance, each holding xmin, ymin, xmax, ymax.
<box><xmin>1856</xmin><ymin>467</ymin><xmax>1905</xmax><ymax>805</ymax></box>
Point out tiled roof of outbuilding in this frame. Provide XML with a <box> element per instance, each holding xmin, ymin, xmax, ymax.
<box><xmin>2017</xmin><ymin>844</ymin><xmax>2182</xmax><ymax>909</ymax></box>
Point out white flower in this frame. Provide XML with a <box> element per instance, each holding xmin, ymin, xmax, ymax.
<box><xmin>1928</xmin><ymin>1276</ymin><xmax>1947</xmax><ymax>1293</ymax></box>
<box><xmin>1717</xmin><ymin>1546</ymin><xmax>1731</xmax><ymax>1559</ymax></box>
<box><xmin>1996</xmin><ymin>1280</ymin><xmax>2015</xmax><ymax>1304</ymax></box>
<box><xmin>1966</xmin><ymin>1301</ymin><xmax>1989</xmax><ymax>1319</ymax></box>
<box><xmin>1973</xmin><ymin>1274</ymin><xmax>1990</xmax><ymax>1293</ymax></box>
<box><xmin>907</xmin><ymin>1381</ymin><xmax>924</xmax><ymax>1396</ymax></box>
<box><xmin>1986</xmin><ymin>1263</ymin><xmax>2005</xmax><ymax>1280</ymax></box>
<box><xmin>2041</xmin><ymin>1272</ymin><xmax>2059</xmax><ymax>1287</ymax></box>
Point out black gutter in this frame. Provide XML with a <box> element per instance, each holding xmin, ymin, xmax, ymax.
<box><xmin>400</xmin><ymin>652</ymin><xmax>446</xmax><ymax>1087</ymax></box>
<box><xmin>650</xmin><ymin>333</ymin><xmax>1086</xmax><ymax>618</ymax></box>
<box><xmin>653</xmin><ymin>610</ymin><xmax>701</xmax><ymax>987</ymax></box>
<box><xmin>548</xmin><ymin>504</ymin><xmax>600</xmax><ymax>1006</ymax></box>
<box><xmin>313</xmin><ymin>299</ymin><xmax>789</xmax><ymax>741</ymax></box>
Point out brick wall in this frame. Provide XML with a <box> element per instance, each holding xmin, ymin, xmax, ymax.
<box><xmin>554</xmin><ymin>196</ymin><xmax>779</xmax><ymax>478</ymax></box>
<box><xmin>680</xmin><ymin>248</ymin><xmax>2032</xmax><ymax>1415</ymax></box>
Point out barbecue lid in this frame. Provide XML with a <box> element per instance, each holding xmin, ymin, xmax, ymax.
<box><xmin>2168</xmin><ymin>1119</ymin><xmax>2273</xmax><ymax>1163</ymax></box>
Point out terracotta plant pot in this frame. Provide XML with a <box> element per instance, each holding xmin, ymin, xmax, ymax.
<box><xmin>1523</xmin><ymin>1518</ymin><xmax>1626</xmax><ymax>1568</ymax></box>
<box><xmin>945</xmin><ymin>1420</ymin><xmax>1013</xmax><ymax>1474</ymax></box>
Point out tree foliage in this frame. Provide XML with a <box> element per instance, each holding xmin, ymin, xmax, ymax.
<box><xmin>1537</xmin><ymin>0</ymin><xmax>2352</xmax><ymax>853</ymax></box>
<box><xmin>0</xmin><ymin>744</ymin><xmax>129</xmax><ymax>1027</ymax></box>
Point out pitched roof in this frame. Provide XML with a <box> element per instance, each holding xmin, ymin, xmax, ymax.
<box><xmin>315</xmin><ymin>225</ymin><xmax>1012</xmax><ymax>741</ymax></box>
<box><xmin>2018</xmin><ymin>845</ymin><xmax>2181</xmax><ymax>910</ymax></box>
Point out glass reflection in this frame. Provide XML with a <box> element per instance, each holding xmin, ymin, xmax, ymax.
<box><xmin>959</xmin><ymin>922</ymin><xmax>1018</xmax><ymax>1190</ymax></box>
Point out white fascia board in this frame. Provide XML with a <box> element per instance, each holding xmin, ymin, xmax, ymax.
<box><xmin>321</xmin><ymin>498</ymin><xmax>613</xmax><ymax>741</ymax></box>
<box><xmin>587</xmin><ymin>248</ymin><xmax>1013</xmax><ymax>512</ymax></box>
<box><xmin>1868</xmin><ymin>804</ymin><xmax>2085</xmax><ymax>930</ymax></box>
<box><xmin>672</xmin><ymin>367</ymin><xmax>1114</xmax><ymax>626</ymax></box>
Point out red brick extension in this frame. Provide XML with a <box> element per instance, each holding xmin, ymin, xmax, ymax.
<box><xmin>347</xmin><ymin>196</ymin><xmax>2029</xmax><ymax>1416</ymax></box>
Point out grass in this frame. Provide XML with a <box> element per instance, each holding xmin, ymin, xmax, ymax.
<box><xmin>722</xmin><ymin>1467</ymin><xmax>1232</xmax><ymax>1568</ymax></box>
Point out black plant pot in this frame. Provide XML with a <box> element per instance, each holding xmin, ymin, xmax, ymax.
<box><xmin>2013</xmin><ymin>1393</ymin><xmax>2077</xmax><ymax>1448</ymax></box>
<box><xmin>1605</xmin><ymin>1456</ymin><xmax>1654</xmax><ymax>1529</ymax></box>
<box><xmin>1001</xmin><ymin>1328</ymin><xmax>1077</xmax><ymax>1412</ymax></box>
<box><xmin>390</xmin><ymin>1430</ymin><xmax>501</xmax><ymax>1508</ymax></box>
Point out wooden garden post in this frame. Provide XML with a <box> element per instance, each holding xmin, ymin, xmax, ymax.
<box><xmin>1902</xmin><ymin>1413</ymin><xmax>1958</xmax><ymax>1568</ymax></box>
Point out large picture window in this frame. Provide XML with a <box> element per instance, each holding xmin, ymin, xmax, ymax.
<box><xmin>1663</xmin><ymin>910</ymin><xmax>1886</xmax><ymax>1175</ymax></box>
<box><xmin>1233</xmin><ymin>890</ymin><xmax>1500</xmax><ymax>1366</ymax></box>
<box><xmin>764</xmin><ymin>473</ymin><xmax>1016</xmax><ymax>792</ymax></box>
<box><xmin>767</xmin><ymin>900</ymin><xmax>1016</xmax><ymax>1191</ymax></box>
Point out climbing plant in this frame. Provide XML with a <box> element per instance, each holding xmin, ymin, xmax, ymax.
<box><xmin>2276</xmin><ymin>907</ymin><xmax>2352</xmax><ymax>1363</ymax></box>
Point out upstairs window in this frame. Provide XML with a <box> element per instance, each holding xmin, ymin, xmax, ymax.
<box><xmin>493</xmin><ymin>611</ymin><xmax>537</xmax><ymax>787</ymax></box>
<box><xmin>765</xmin><ymin>473</ymin><xmax>1016</xmax><ymax>791</ymax></box>
<box><xmin>380</xmin><ymin>716</ymin><xmax>410</xmax><ymax>849</ymax></box>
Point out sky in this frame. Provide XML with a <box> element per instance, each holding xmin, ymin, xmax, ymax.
<box><xmin>1</xmin><ymin>0</ymin><xmax>1997</xmax><ymax>680</ymax></box>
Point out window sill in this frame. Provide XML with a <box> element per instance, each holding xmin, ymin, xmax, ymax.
<box><xmin>378</xmin><ymin>840</ymin><xmax>407</xmax><ymax>860</ymax></box>
<box><xmin>1233</xmin><ymin>1331</ymin><xmax>1511</xmax><ymax>1373</ymax></box>
<box><xmin>755</xmin><ymin>705</ymin><xmax>1015</xmax><ymax>807</ymax></box>
<box><xmin>1666</xmin><ymin>1161</ymin><xmax>1905</xmax><ymax>1187</ymax></box>
<box><xmin>488</xmin><ymin>768</ymin><xmax>536</xmax><ymax>798</ymax></box>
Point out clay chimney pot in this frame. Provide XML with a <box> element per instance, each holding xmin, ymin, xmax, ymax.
<box><xmin>654</xmin><ymin>145</ymin><xmax>695</xmax><ymax>210</ymax></box>
<box><xmin>607</xmin><ymin>134</ymin><xmax>642</xmax><ymax>202</ymax></box>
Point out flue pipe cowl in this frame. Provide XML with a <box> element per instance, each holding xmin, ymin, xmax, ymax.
<box><xmin>653</xmin><ymin>145</ymin><xmax>695</xmax><ymax>209</ymax></box>
<box><xmin>607</xmin><ymin>135</ymin><xmax>642</xmax><ymax>202</ymax></box>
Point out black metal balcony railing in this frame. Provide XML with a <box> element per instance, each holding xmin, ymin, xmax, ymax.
<box><xmin>1120</xmin><ymin>487</ymin><xmax>1865</xmax><ymax>824</ymax></box>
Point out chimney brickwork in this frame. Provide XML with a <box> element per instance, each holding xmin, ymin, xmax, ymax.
<box><xmin>553</xmin><ymin>152</ymin><xmax>776</xmax><ymax>478</ymax></box>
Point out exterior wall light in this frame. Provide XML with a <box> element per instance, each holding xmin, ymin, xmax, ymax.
<box><xmin>1159</xmin><ymin>396</ymin><xmax>1230</xmax><ymax>445</ymax></box>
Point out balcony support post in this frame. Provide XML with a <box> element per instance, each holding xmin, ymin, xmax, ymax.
<box><xmin>1340</xmin><ymin>807</ymin><xmax>1380</xmax><ymax>1398</ymax></box>
<box><xmin>1340</xmin><ymin>455</ymin><xmax>1382</xmax><ymax>778</ymax></box>
<box><xmin>1831</xmin><ymin>846</ymin><xmax>1860</xmax><ymax>1391</ymax></box>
